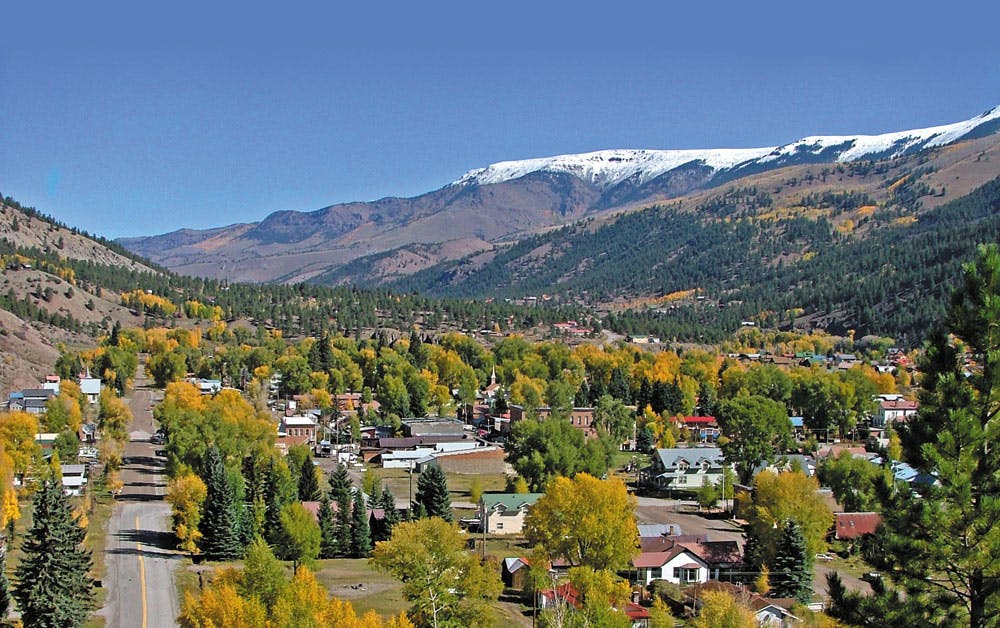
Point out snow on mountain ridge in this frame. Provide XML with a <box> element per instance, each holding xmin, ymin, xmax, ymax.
<box><xmin>454</xmin><ymin>106</ymin><xmax>1000</xmax><ymax>188</ymax></box>
<box><xmin>453</xmin><ymin>147</ymin><xmax>778</xmax><ymax>190</ymax></box>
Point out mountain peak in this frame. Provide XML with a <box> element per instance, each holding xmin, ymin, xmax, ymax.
<box><xmin>453</xmin><ymin>106</ymin><xmax>1000</xmax><ymax>189</ymax></box>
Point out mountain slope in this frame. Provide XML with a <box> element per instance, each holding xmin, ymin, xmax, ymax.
<box><xmin>386</xmin><ymin>132</ymin><xmax>1000</xmax><ymax>343</ymax></box>
<box><xmin>120</xmin><ymin>107</ymin><xmax>1000</xmax><ymax>286</ymax></box>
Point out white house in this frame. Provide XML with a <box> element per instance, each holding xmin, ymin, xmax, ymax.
<box><xmin>61</xmin><ymin>464</ymin><xmax>88</xmax><ymax>496</ymax></box>
<box><xmin>873</xmin><ymin>396</ymin><xmax>918</xmax><ymax>429</ymax></box>
<box><xmin>633</xmin><ymin>547</ymin><xmax>709</xmax><ymax>586</ymax></box>
<box><xmin>478</xmin><ymin>493</ymin><xmax>544</xmax><ymax>535</ymax></box>
<box><xmin>645</xmin><ymin>447</ymin><xmax>726</xmax><ymax>491</ymax></box>
<box><xmin>79</xmin><ymin>376</ymin><xmax>102</xmax><ymax>404</ymax></box>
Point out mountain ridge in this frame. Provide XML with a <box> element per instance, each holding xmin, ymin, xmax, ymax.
<box><xmin>119</xmin><ymin>106</ymin><xmax>1000</xmax><ymax>287</ymax></box>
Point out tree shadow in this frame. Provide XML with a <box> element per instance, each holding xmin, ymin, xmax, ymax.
<box><xmin>116</xmin><ymin>492</ymin><xmax>164</xmax><ymax>502</ymax></box>
<box><xmin>115</xmin><ymin>528</ymin><xmax>178</xmax><ymax>552</ymax></box>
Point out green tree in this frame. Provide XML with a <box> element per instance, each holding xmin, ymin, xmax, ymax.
<box><xmin>317</xmin><ymin>494</ymin><xmax>338</xmax><ymax>559</ymax></box>
<box><xmin>716</xmin><ymin>394</ymin><xmax>792</xmax><ymax>484</ymax></box>
<box><xmin>277</xmin><ymin>502</ymin><xmax>321</xmax><ymax>568</ymax></box>
<box><xmin>263</xmin><ymin>457</ymin><xmax>295</xmax><ymax>546</ymax></box>
<box><xmin>0</xmin><ymin>546</ymin><xmax>10</xmax><ymax>619</ymax></box>
<box><xmin>297</xmin><ymin>455</ymin><xmax>320</xmax><ymax>502</ymax></box>
<box><xmin>350</xmin><ymin>497</ymin><xmax>372</xmax><ymax>557</ymax></box>
<box><xmin>148</xmin><ymin>350</ymin><xmax>188</xmax><ymax>388</ymax></box>
<box><xmin>881</xmin><ymin>245</ymin><xmax>1000</xmax><ymax>626</ymax></box>
<box><xmin>525</xmin><ymin>473</ymin><xmax>638</xmax><ymax>570</ymax></box>
<box><xmin>696</xmin><ymin>476</ymin><xmax>719</xmax><ymax>510</ymax></box>
<box><xmin>370</xmin><ymin>517</ymin><xmax>502</xmax><ymax>628</ymax></box>
<box><xmin>374</xmin><ymin>487</ymin><xmax>401</xmax><ymax>543</ymax></box>
<box><xmin>413</xmin><ymin>464</ymin><xmax>452</xmax><ymax>522</ymax></box>
<box><xmin>771</xmin><ymin>520</ymin><xmax>812</xmax><ymax>603</ymax></box>
<box><xmin>817</xmin><ymin>451</ymin><xmax>891</xmax><ymax>513</ymax></box>
<box><xmin>199</xmin><ymin>446</ymin><xmax>244</xmax><ymax>560</ymax></box>
<box><xmin>593</xmin><ymin>394</ymin><xmax>635</xmax><ymax>443</ymax></box>
<box><xmin>13</xmin><ymin>479</ymin><xmax>95</xmax><ymax>627</ymax></box>
<box><xmin>507</xmin><ymin>418</ymin><xmax>615</xmax><ymax>491</ymax></box>
<box><xmin>239</xmin><ymin>536</ymin><xmax>287</xmax><ymax>613</ymax></box>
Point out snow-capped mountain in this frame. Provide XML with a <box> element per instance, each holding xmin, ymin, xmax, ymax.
<box><xmin>453</xmin><ymin>106</ymin><xmax>1000</xmax><ymax>189</ymax></box>
<box><xmin>121</xmin><ymin>105</ymin><xmax>1000</xmax><ymax>287</ymax></box>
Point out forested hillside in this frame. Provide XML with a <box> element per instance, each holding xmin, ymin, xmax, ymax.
<box><xmin>0</xmin><ymin>196</ymin><xmax>588</xmax><ymax>392</ymax></box>
<box><xmin>389</xmin><ymin>170</ymin><xmax>1000</xmax><ymax>345</ymax></box>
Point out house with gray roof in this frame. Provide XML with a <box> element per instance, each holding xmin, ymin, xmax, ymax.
<box><xmin>644</xmin><ymin>447</ymin><xmax>726</xmax><ymax>492</ymax></box>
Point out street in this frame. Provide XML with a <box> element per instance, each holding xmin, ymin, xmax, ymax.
<box><xmin>97</xmin><ymin>365</ymin><xmax>181</xmax><ymax>627</ymax></box>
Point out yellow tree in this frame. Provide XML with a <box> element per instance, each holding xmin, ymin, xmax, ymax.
<box><xmin>740</xmin><ymin>470</ymin><xmax>833</xmax><ymax>567</ymax></box>
<box><xmin>0</xmin><ymin>444</ymin><xmax>20</xmax><ymax>533</ymax></box>
<box><xmin>179</xmin><ymin>581</ymin><xmax>267</xmax><ymax>628</ymax></box>
<box><xmin>689</xmin><ymin>589</ymin><xmax>757</xmax><ymax>628</ymax></box>
<box><xmin>166</xmin><ymin>473</ymin><xmax>208</xmax><ymax>553</ymax></box>
<box><xmin>525</xmin><ymin>473</ymin><xmax>638</xmax><ymax>570</ymax></box>
<box><xmin>0</xmin><ymin>411</ymin><xmax>41</xmax><ymax>478</ymax></box>
<box><xmin>370</xmin><ymin>517</ymin><xmax>502</xmax><ymax>627</ymax></box>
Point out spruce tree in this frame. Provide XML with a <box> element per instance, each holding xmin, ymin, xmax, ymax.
<box><xmin>335</xmin><ymin>489</ymin><xmax>353</xmax><ymax>557</ymax></box>
<box><xmin>318</xmin><ymin>493</ymin><xmax>337</xmax><ymax>559</ymax></box>
<box><xmin>771</xmin><ymin>520</ymin><xmax>812</xmax><ymax>602</ymax></box>
<box><xmin>350</xmin><ymin>496</ymin><xmax>372</xmax><ymax>557</ymax></box>
<box><xmin>329</xmin><ymin>463</ymin><xmax>353</xmax><ymax>556</ymax></box>
<box><xmin>373</xmin><ymin>486</ymin><xmax>401</xmax><ymax>542</ymax></box>
<box><xmin>13</xmin><ymin>479</ymin><xmax>94</xmax><ymax>627</ymax></box>
<box><xmin>199</xmin><ymin>446</ymin><xmax>244</xmax><ymax>560</ymax></box>
<box><xmin>413</xmin><ymin>463</ymin><xmax>452</xmax><ymax>522</ymax></box>
<box><xmin>329</xmin><ymin>463</ymin><xmax>351</xmax><ymax>501</ymax></box>
<box><xmin>297</xmin><ymin>456</ymin><xmax>320</xmax><ymax>502</ymax></box>
<box><xmin>0</xmin><ymin>538</ymin><xmax>11</xmax><ymax>619</ymax></box>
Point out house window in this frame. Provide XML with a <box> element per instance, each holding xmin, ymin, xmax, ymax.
<box><xmin>650</xmin><ymin>567</ymin><xmax>662</xmax><ymax>579</ymax></box>
<box><xmin>496</xmin><ymin>522</ymin><xmax>504</xmax><ymax>530</ymax></box>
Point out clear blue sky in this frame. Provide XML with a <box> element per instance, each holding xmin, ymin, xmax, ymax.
<box><xmin>2</xmin><ymin>1</ymin><xmax>998</xmax><ymax>239</ymax></box>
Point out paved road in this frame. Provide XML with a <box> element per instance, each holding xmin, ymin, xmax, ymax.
<box><xmin>98</xmin><ymin>365</ymin><xmax>181</xmax><ymax>627</ymax></box>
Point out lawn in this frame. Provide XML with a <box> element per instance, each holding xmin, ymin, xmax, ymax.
<box><xmin>373</xmin><ymin>467</ymin><xmax>507</xmax><ymax>508</ymax></box>
<box><xmin>314</xmin><ymin>558</ymin><xmax>409</xmax><ymax>618</ymax></box>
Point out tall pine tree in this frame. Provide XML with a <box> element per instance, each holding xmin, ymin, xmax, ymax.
<box><xmin>771</xmin><ymin>520</ymin><xmax>812</xmax><ymax>603</ymax></box>
<box><xmin>329</xmin><ymin>463</ymin><xmax>353</xmax><ymax>556</ymax></box>
<box><xmin>413</xmin><ymin>463</ymin><xmax>452</xmax><ymax>522</ymax></box>
<box><xmin>883</xmin><ymin>244</ymin><xmax>1000</xmax><ymax>626</ymax></box>
<box><xmin>373</xmin><ymin>486</ymin><xmax>401</xmax><ymax>542</ymax></box>
<box><xmin>317</xmin><ymin>493</ymin><xmax>337</xmax><ymax>559</ymax></box>
<box><xmin>297</xmin><ymin>456</ymin><xmax>320</xmax><ymax>501</ymax></box>
<box><xmin>199</xmin><ymin>446</ymin><xmax>244</xmax><ymax>560</ymax></box>
<box><xmin>350</xmin><ymin>497</ymin><xmax>372</xmax><ymax>557</ymax></box>
<box><xmin>13</xmin><ymin>479</ymin><xmax>95</xmax><ymax>627</ymax></box>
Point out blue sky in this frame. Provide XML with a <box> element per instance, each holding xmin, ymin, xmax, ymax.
<box><xmin>2</xmin><ymin>1</ymin><xmax>998</xmax><ymax>239</ymax></box>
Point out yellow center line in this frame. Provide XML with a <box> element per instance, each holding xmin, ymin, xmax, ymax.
<box><xmin>135</xmin><ymin>515</ymin><xmax>148</xmax><ymax>628</ymax></box>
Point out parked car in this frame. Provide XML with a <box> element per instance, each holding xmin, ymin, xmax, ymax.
<box><xmin>862</xmin><ymin>571</ymin><xmax>882</xmax><ymax>583</ymax></box>
<box><xmin>150</xmin><ymin>432</ymin><xmax>166</xmax><ymax>445</ymax></box>
<box><xmin>815</xmin><ymin>553</ymin><xmax>835</xmax><ymax>561</ymax></box>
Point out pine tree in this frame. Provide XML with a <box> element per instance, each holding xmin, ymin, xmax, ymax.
<box><xmin>372</xmin><ymin>487</ymin><xmax>401</xmax><ymax>542</ymax></box>
<box><xmin>328</xmin><ymin>463</ymin><xmax>354</xmax><ymax>556</ymax></box>
<box><xmin>328</xmin><ymin>463</ymin><xmax>351</xmax><ymax>501</ymax></box>
<box><xmin>297</xmin><ymin>456</ymin><xmax>320</xmax><ymax>501</ymax></box>
<box><xmin>13</xmin><ymin>479</ymin><xmax>95</xmax><ymax>627</ymax></box>
<box><xmin>317</xmin><ymin>494</ymin><xmax>337</xmax><ymax>559</ymax></box>
<box><xmin>771</xmin><ymin>520</ymin><xmax>812</xmax><ymax>602</ymax></box>
<box><xmin>0</xmin><ymin>542</ymin><xmax>11</xmax><ymax>619</ymax></box>
<box><xmin>413</xmin><ymin>463</ymin><xmax>452</xmax><ymax>522</ymax></box>
<box><xmin>350</xmin><ymin>497</ymin><xmax>372</xmax><ymax>557</ymax></box>
<box><xmin>335</xmin><ymin>489</ymin><xmax>353</xmax><ymax>557</ymax></box>
<box><xmin>263</xmin><ymin>458</ymin><xmax>285</xmax><ymax>545</ymax></box>
<box><xmin>883</xmin><ymin>245</ymin><xmax>1000</xmax><ymax>626</ymax></box>
<box><xmin>199</xmin><ymin>447</ymin><xmax>244</xmax><ymax>560</ymax></box>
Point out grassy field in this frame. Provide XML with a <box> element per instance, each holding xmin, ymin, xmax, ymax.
<box><xmin>373</xmin><ymin>467</ymin><xmax>508</xmax><ymax>508</ymax></box>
